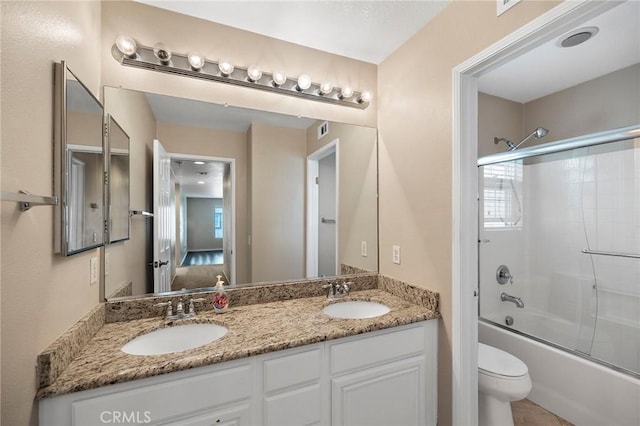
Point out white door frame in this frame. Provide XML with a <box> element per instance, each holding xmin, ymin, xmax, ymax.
<box><xmin>169</xmin><ymin>152</ymin><xmax>237</xmax><ymax>285</ymax></box>
<box><xmin>451</xmin><ymin>1</ymin><xmax>618</xmax><ymax>424</ymax></box>
<box><xmin>306</xmin><ymin>139</ymin><xmax>339</xmax><ymax>278</ymax></box>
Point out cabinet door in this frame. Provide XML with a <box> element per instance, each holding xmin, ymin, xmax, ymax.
<box><xmin>159</xmin><ymin>402</ymin><xmax>251</xmax><ymax>426</ymax></box>
<box><xmin>332</xmin><ymin>356</ymin><xmax>426</xmax><ymax>426</ymax></box>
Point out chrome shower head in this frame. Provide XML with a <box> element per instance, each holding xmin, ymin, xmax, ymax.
<box><xmin>508</xmin><ymin>127</ymin><xmax>549</xmax><ymax>151</ymax></box>
<box><xmin>534</xmin><ymin>127</ymin><xmax>549</xmax><ymax>138</ymax></box>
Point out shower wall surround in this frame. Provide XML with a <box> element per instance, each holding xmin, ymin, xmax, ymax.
<box><xmin>479</xmin><ymin>135</ymin><xmax>640</xmax><ymax>376</ymax></box>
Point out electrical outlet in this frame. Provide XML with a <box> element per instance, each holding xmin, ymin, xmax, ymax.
<box><xmin>361</xmin><ymin>241</ymin><xmax>367</xmax><ymax>257</ymax></box>
<box><xmin>90</xmin><ymin>257</ymin><xmax>98</xmax><ymax>285</ymax></box>
<box><xmin>105</xmin><ymin>253</ymin><xmax>110</xmax><ymax>276</ymax></box>
<box><xmin>392</xmin><ymin>245</ymin><xmax>401</xmax><ymax>264</ymax></box>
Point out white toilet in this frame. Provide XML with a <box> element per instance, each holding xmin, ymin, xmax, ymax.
<box><xmin>478</xmin><ymin>343</ymin><xmax>532</xmax><ymax>426</ymax></box>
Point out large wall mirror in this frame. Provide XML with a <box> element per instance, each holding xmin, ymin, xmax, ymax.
<box><xmin>54</xmin><ymin>62</ymin><xmax>105</xmax><ymax>256</ymax></box>
<box><xmin>103</xmin><ymin>86</ymin><xmax>378</xmax><ymax>300</ymax></box>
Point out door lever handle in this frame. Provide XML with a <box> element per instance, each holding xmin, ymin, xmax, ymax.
<box><xmin>153</xmin><ymin>260</ymin><xmax>169</xmax><ymax>268</ymax></box>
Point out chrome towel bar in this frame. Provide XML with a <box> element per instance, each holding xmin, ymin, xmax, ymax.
<box><xmin>130</xmin><ymin>210</ymin><xmax>154</xmax><ymax>218</ymax></box>
<box><xmin>581</xmin><ymin>249</ymin><xmax>640</xmax><ymax>259</ymax></box>
<box><xmin>0</xmin><ymin>190</ymin><xmax>58</xmax><ymax>211</ymax></box>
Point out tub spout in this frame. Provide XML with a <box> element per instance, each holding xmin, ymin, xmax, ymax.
<box><xmin>501</xmin><ymin>292</ymin><xmax>525</xmax><ymax>308</ymax></box>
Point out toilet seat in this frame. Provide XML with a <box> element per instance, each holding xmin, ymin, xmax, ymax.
<box><xmin>478</xmin><ymin>343</ymin><xmax>528</xmax><ymax>378</ymax></box>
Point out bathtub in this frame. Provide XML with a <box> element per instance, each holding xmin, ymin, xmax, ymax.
<box><xmin>479</xmin><ymin>315</ymin><xmax>640</xmax><ymax>426</ymax></box>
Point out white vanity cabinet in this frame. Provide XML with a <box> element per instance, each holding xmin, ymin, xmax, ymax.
<box><xmin>39</xmin><ymin>321</ymin><xmax>437</xmax><ymax>426</ymax></box>
<box><xmin>329</xmin><ymin>323</ymin><xmax>436</xmax><ymax>426</ymax></box>
<box><xmin>39</xmin><ymin>359</ymin><xmax>255</xmax><ymax>426</ymax></box>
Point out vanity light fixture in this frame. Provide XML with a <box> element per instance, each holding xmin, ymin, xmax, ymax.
<box><xmin>319</xmin><ymin>81</ymin><xmax>333</xmax><ymax>96</ymax></box>
<box><xmin>339</xmin><ymin>86</ymin><xmax>354</xmax><ymax>99</ymax></box>
<box><xmin>218</xmin><ymin>60</ymin><xmax>234</xmax><ymax>77</ymax></box>
<box><xmin>272</xmin><ymin>71</ymin><xmax>287</xmax><ymax>87</ymax></box>
<box><xmin>358</xmin><ymin>91</ymin><xmax>373</xmax><ymax>104</ymax></box>
<box><xmin>247</xmin><ymin>65</ymin><xmax>262</xmax><ymax>82</ymax></box>
<box><xmin>111</xmin><ymin>37</ymin><xmax>372</xmax><ymax>109</ymax></box>
<box><xmin>296</xmin><ymin>74</ymin><xmax>312</xmax><ymax>92</ymax></box>
<box><xmin>187</xmin><ymin>52</ymin><xmax>206</xmax><ymax>71</ymax></box>
<box><xmin>153</xmin><ymin>43</ymin><xmax>172</xmax><ymax>64</ymax></box>
<box><xmin>115</xmin><ymin>35</ymin><xmax>137</xmax><ymax>58</ymax></box>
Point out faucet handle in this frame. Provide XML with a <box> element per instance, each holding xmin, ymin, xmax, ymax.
<box><xmin>337</xmin><ymin>281</ymin><xmax>351</xmax><ymax>294</ymax></box>
<box><xmin>188</xmin><ymin>298</ymin><xmax>206</xmax><ymax>315</ymax></box>
<box><xmin>322</xmin><ymin>282</ymin><xmax>337</xmax><ymax>297</ymax></box>
<box><xmin>155</xmin><ymin>301</ymin><xmax>173</xmax><ymax>317</ymax></box>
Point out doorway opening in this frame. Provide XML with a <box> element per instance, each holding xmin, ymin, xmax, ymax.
<box><xmin>153</xmin><ymin>139</ymin><xmax>236</xmax><ymax>293</ymax></box>
<box><xmin>172</xmin><ymin>154</ymin><xmax>235</xmax><ymax>291</ymax></box>
<box><xmin>306</xmin><ymin>139</ymin><xmax>339</xmax><ymax>278</ymax></box>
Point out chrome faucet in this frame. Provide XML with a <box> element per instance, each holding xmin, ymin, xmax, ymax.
<box><xmin>322</xmin><ymin>281</ymin><xmax>352</xmax><ymax>299</ymax></box>
<box><xmin>501</xmin><ymin>292</ymin><xmax>525</xmax><ymax>308</ymax></box>
<box><xmin>155</xmin><ymin>297</ymin><xmax>206</xmax><ymax>321</ymax></box>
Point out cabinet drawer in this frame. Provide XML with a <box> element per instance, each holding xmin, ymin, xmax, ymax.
<box><xmin>263</xmin><ymin>347</ymin><xmax>321</xmax><ymax>393</ymax></box>
<box><xmin>72</xmin><ymin>364</ymin><xmax>252</xmax><ymax>425</ymax></box>
<box><xmin>264</xmin><ymin>384</ymin><xmax>321</xmax><ymax>426</ymax></box>
<box><xmin>330</xmin><ymin>325</ymin><xmax>425</xmax><ymax>375</ymax></box>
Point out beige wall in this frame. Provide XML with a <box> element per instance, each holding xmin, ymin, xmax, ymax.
<box><xmin>524</xmin><ymin>63</ymin><xmax>640</xmax><ymax>141</ymax></box>
<box><xmin>157</xmin><ymin>122</ymin><xmax>250</xmax><ymax>285</ymax></box>
<box><xmin>250</xmin><ymin>123</ymin><xmax>306</xmax><ymax>282</ymax></box>
<box><xmin>104</xmin><ymin>86</ymin><xmax>157</xmax><ymax>297</ymax></box>
<box><xmin>0</xmin><ymin>1</ymin><xmax>102</xmax><ymax>425</ymax></box>
<box><xmin>187</xmin><ymin>198</ymin><xmax>223</xmax><ymax>251</ymax></box>
<box><xmin>478</xmin><ymin>93</ymin><xmax>524</xmax><ymax>157</ymax></box>
<box><xmin>100</xmin><ymin>0</ymin><xmax>377</xmax><ymax>127</ymax></box>
<box><xmin>377</xmin><ymin>1</ymin><xmax>559</xmax><ymax>424</ymax></box>
<box><xmin>480</xmin><ymin>63</ymin><xmax>640</xmax><ymax>158</ymax></box>
<box><xmin>307</xmin><ymin>121</ymin><xmax>379</xmax><ymax>273</ymax></box>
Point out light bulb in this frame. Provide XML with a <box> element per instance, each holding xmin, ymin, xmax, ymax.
<box><xmin>272</xmin><ymin>71</ymin><xmax>287</xmax><ymax>87</ymax></box>
<box><xmin>247</xmin><ymin>65</ymin><xmax>262</xmax><ymax>82</ymax></box>
<box><xmin>339</xmin><ymin>86</ymin><xmax>354</xmax><ymax>99</ymax></box>
<box><xmin>296</xmin><ymin>74</ymin><xmax>312</xmax><ymax>91</ymax></box>
<box><xmin>153</xmin><ymin>43</ymin><xmax>172</xmax><ymax>63</ymax></box>
<box><xmin>197</xmin><ymin>181</ymin><xmax>205</xmax><ymax>185</ymax></box>
<box><xmin>218</xmin><ymin>60</ymin><xmax>234</xmax><ymax>76</ymax></box>
<box><xmin>187</xmin><ymin>52</ymin><xmax>206</xmax><ymax>71</ymax></box>
<box><xmin>358</xmin><ymin>90</ymin><xmax>373</xmax><ymax>103</ymax></box>
<box><xmin>319</xmin><ymin>81</ymin><xmax>333</xmax><ymax>95</ymax></box>
<box><xmin>194</xmin><ymin>161</ymin><xmax>205</xmax><ymax>165</ymax></box>
<box><xmin>115</xmin><ymin>35</ymin><xmax>137</xmax><ymax>58</ymax></box>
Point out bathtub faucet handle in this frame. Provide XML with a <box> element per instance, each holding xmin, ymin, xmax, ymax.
<box><xmin>496</xmin><ymin>265</ymin><xmax>513</xmax><ymax>285</ymax></box>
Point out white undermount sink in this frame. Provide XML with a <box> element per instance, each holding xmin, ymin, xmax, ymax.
<box><xmin>322</xmin><ymin>300</ymin><xmax>390</xmax><ymax>319</ymax></box>
<box><xmin>121</xmin><ymin>323</ymin><xmax>228</xmax><ymax>356</ymax></box>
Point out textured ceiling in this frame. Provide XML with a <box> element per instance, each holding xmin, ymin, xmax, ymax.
<box><xmin>479</xmin><ymin>1</ymin><xmax>640</xmax><ymax>103</ymax></box>
<box><xmin>134</xmin><ymin>0</ymin><xmax>449</xmax><ymax>64</ymax></box>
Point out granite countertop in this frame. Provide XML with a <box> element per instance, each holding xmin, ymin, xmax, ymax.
<box><xmin>37</xmin><ymin>288</ymin><xmax>439</xmax><ymax>399</ymax></box>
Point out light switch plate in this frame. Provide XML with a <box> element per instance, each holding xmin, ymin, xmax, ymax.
<box><xmin>392</xmin><ymin>245</ymin><xmax>401</xmax><ymax>264</ymax></box>
<box><xmin>361</xmin><ymin>241</ymin><xmax>367</xmax><ymax>257</ymax></box>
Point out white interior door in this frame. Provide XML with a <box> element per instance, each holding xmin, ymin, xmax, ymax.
<box><xmin>318</xmin><ymin>152</ymin><xmax>337</xmax><ymax>276</ymax></box>
<box><xmin>153</xmin><ymin>139</ymin><xmax>172</xmax><ymax>293</ymax></box>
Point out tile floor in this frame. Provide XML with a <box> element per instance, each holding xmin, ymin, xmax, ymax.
<box><xmin>512</xmin><ymin>399</ymin><xmax>574</xmax><ymax>426</ymax></box>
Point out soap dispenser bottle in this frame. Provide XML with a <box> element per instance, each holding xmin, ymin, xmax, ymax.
<box><xmin>213</xmin><ymin>275</ymin><xmax>228</xmax><ymax>313</ymax></box>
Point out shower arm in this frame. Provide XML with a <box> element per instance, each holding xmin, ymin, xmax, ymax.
<box><xmin>510</xmin><ymin>130</ymin><xmax>539</xmax><ymax>151</ymax></box>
